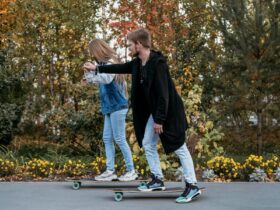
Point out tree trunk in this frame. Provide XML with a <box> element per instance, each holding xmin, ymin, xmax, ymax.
<box><xmin>49</xmin><ymin>57</ymin><xmax>55</xmax><ymax>97</ymax></box>
<box><xmin>58</xmin><ymin>80</ymin><xmax>65</xmax><ymax>105</ymax></box>
<box><xmin>73</xmin><ymin>96</ymin><xmax>78</xmax><ymax>112</ymax></box>
<box><xmin>256</xmin><ymin>109</ymin><xmax>263</xmax><ymax>155</ymax></box>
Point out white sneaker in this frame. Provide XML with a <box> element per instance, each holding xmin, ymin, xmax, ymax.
<box><xmin>118</xmin><ymin>170</ymin><xmax>138</xmax><ymax>181</ymax></box>
<box><xmin>95</xmin><ymin>170</ymin><xmax>118</xmax><ymax>181</ymax></box>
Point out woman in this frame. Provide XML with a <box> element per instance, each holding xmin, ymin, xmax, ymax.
<box><xmin>83</xmin><ymin>39</ymin><xmax>137</xmax><ymax>181</ymax></box>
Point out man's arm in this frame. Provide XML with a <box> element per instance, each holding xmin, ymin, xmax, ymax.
<box><xmin>83</xmin><ymin>61</ymin><xmax>133</xmax><ymax>74</ymax></box>
<box><xmin>98</xmin><ymin>62</ymin><xmax>133</xmax><ymax>74</ymax></box>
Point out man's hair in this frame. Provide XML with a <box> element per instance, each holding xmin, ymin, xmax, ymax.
<box><xmin>127</xmin><ymin>28</ymin><xmax>151</xmax><ymax>48</ymax></box>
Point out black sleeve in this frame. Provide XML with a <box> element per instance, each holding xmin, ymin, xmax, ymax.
<box><xmin>98</xmin><ymin>61</ymin><xmax>133</xmax><ymax>74</ymax></box>
<box><xmin>154</xmin><ymin>61</ymin><xmax>169</xmax><ymax>124</ymax></box>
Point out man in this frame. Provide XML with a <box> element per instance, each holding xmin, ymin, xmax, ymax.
<box><xmin>83</xmin><ymin>28</ymin><xmax>201</xmax><ymax>203</ymax></box>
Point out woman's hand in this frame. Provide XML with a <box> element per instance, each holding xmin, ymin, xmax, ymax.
<box><xmin>154</xmin><ymin>123</ymin><xmax>163</xmax><ymax>134</ymax></box>
<box><xmin>83</xmin><ymin>62</ymin><xmax>96</xmax><ymax>71</ymax></box>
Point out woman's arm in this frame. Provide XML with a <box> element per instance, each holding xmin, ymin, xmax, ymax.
<box><xmin>84</xmin><ymin>72</ymin><xmax>115</xmax><ymax>84</ymax></box>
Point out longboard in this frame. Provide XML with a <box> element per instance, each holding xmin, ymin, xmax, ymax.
<box><xmin>112</xmin><ymin>187</ymin><xmax>206</xmax><ymax>201</ymax></box>
<box><xmin>66</xmin><ymin>178</ymin><xmax>148</xmax><ymax>190</ymax></box>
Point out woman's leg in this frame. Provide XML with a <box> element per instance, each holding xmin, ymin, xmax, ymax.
<box><xmin>102</xmin><ymin>114</ymin><xmax>115</xmax><ymax>171</ymax></box>
<box><xmin>110</xmin><ymin>108</ymin><xmax>134</xmax><ymax>171</ymax></box>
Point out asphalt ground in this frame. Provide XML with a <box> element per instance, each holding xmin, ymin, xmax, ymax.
<box><xmin>0</xmin><ymin>181</ymin><xmax>279</xmax><ymax>210</ymax></box>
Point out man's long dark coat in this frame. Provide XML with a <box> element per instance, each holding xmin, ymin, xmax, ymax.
<box><xmin>98</xmin><ymin>51</ymin><xmax>188</xmax><ymax>154</ymax></box>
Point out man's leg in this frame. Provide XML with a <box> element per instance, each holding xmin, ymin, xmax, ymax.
<box><xmin>138</xmin><ymin>115</ymin><xmax>165</xmax><ymax>191</ymax></box>
<box><xmin>174</xmin><ymin>143</ymin><xmax>197</xmax><ymax>184</ymax></box>
<box><xmin>174</xmin><ymin>143</ymin><xmax>201</xmax><ymax>203</ymax></box>
<box><xmin>142</xmin><ymin>115</ymin><xmax>163</xmax><ymax>178</ymax></box>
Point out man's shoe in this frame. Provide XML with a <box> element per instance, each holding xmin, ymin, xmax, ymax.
<box><xmin>138</xmin><ymin>174</ymin><xmax>165</xmax><ymax>191</ymax></box>
<box><xmin>176</xmin><ymin>182</ymin><xmax>201</xmax><ymax>203</ymax></box>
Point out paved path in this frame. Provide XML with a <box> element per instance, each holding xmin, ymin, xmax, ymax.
<box><xmin>0</xmin><ymin>181</ymin><xmax>279</xmax><ymax>210</ymax></box>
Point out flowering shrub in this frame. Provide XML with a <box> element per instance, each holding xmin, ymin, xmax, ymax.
<box><xmin>115</xmin><ymin>154</ymin><xmax>150</xmax><ymax>178</ymax></box>
<box><xmin>134</xmin><ymin>154</ymin><xmax>150</xmax><ymax>178</ymax></box>
<box><xmin>243</xmin><ymin>155</ymin><xmax>265</xmax><ymax>176</ymax></box>
<box><xmin>0</xmin><ymin>154</ymin><xmax>279</xmax><ymax>181</ymax></box>
<box><xmin>25</xmin><ymin>159</ymin><xmax>54</xmax><ymax>178</ymax></box>
<box><xmin>0</xmin><ymin>159</ymin><xmax>16</xmax><ymax>177</ymax></box>
<box><xmin>62</xmin><ymin>160</ymin><xmax>86</xmax><ymax>177</ymax></box>
<box><xmin>206</xmin><ymin>156</ymin><xmax>242</xmax><ymax>180</ymax></box>
<box><xmin>88</xmin><ymin>156</ymin><xmax>106</xmax><ymax>175</ymax></box>
<box><xmin>264</xmin><ymin>155</ymin><xmax>279</xmax><ymax>177</ymax></box>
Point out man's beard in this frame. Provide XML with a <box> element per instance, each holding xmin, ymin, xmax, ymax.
<box><xmin>132</xmin><ymin>52</ymin><xmax>139</xmax><ymax>57</ymax></box>
<box><xmin>128</xmin><ymin>50</ymin><xmax>139</xmax><ymax>58</ymax></box>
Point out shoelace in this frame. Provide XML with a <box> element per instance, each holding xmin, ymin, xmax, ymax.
<box><xmin>101</xmin><ymin>170</ymin><xmax>113</xmax><ymax>176</ymax></box>
<box><xmin>147</xmin><ymin>175</ymin><xmax>157</xmax><ymax>187</ymax></box>
<box><xmin>181</xmin><ymin>186</ymin><xmax>191</xmax><ymax>197</ymax></box>
<box><xmin>122</xmin><ymin>171</ymin><xmax>132</xmax><ymax>177</ymax></box>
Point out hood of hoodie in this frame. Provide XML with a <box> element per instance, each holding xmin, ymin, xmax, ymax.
<box><xmin>149</xmin><ymin>50</ymin><xmax>167</xmax><ymax>63</ymax></box>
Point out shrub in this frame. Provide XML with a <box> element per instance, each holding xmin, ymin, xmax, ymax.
<box><xmin>88</xmin><ymin>156</ymin><xmax>106</xmax><ymax>176</ymax></box>
<box><xmin>264</xmin><ymin>155</ymin><xmax>279</xmax><ymax>178</ymax></box>
<box><xmin>274</xmin><ymin>168</ymin><xmax>280</xmax><ymax>182</ymax></box>
<box><xmin>207</xmin><ymin>156</ymin><xmax>242</xmax><ymax>180</ymax></box>
<box><xmin>62</xmin><ymin>160</ymin><xmax>86</xmax><ymax>177</ymax></box>
<box><xmin>249</xmin><ymin>168</ymin><xmax>268</xmax><ymax>182</ymax></box>
<box><xmin>25</xmin><ymin>158</ymin><xmax>54</xmax><ymax>178</ymax></box>
<box><xmin>243</xmin><ymin>155</ymin><xmax>265</xmax><ymax>178</ymax></box>
<box><xmin>0</xmin><ymin>159</ymin><xmax>16</xmax><ymax>177</ymax></box>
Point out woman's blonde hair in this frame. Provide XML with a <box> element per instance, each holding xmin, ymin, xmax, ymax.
<box><xmin>88</xmin><ymin>39</ymin><xmax>126</xmax><ymax>84</ymax></box>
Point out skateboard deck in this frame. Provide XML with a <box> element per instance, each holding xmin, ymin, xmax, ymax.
<box><xmin>112</xmin><ymin>187</ymin><xmax>206</xmax><ymax>201</ymax></box>
<box><xmin>67</xmin><ymin>178</ymin><xmax>148</xmax><ymax>190</ymax></box>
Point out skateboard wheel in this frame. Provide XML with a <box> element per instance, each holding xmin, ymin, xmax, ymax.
<box><xmin>114</xmin><ymin>192</ymin><xmax>123</xmax><ymax>201</ymax></box>
<box><xmin>72</xmin><ymin>181</ymin><xmax>81</xmax><ymax>190</ymax></box>
<box><xmin>138</xmin><ymin>182</ymin><xmax>146</xmax><ymax>187</ymax></box>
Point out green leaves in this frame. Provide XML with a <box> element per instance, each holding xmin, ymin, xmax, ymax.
<box><xmin>0</xmin><ymin>103</ymin><xmax>21</xmax><ymax>146</ymax></box>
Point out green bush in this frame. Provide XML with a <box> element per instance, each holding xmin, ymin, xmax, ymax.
<box><xmin>44</xmin><ymin>103</ymin><xmax>104</xmax><ymax>156</ymax></box>
<box><xmin>0</xmin><ymin>103</ymin><xmax>22</xmax><ymax>146</ymax></box>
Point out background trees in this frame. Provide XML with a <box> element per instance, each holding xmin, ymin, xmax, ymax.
<box><xmin>0</xmin><ymin>0</ymin><xmax>279</xmax><ymax>157</ymax></box>
<box><xmin>204</xmin><ymin>0</ymin><xmax>280</xmax><ymax>155</ymax></box>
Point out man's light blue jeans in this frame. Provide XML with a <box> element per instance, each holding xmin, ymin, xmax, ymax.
<box><xmin>142</xmin><ymin>115</ymin><xmax>197</xmax><ymax>183</ymax></box>
<box><xmin>103</xmin><ymin>108</ymin><xmax>134</xmax><ymax>172</ymax></box>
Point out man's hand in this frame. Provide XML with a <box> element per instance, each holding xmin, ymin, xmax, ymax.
<box><xmin>80</xmin><ymin>78</ymin><xmax>87</xmax><ymax>86</ymax></box>
<box><xmin>154</xmin><ymin>123</ymin><xmax>163</xmax><ymax>134</ymax></box>
<box><xmin>83</xmin><ymin>62</ymin><xmax>96</xmax><ymax>71</ymax></box>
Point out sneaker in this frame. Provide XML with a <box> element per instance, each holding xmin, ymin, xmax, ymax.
<box><xmin>176</xmin><ymin>182</ymin><xmax>201</xmax><ymax>203</ymax></box>
<box><xmin>94</xmin><ymin>170</ymin><xmax>118</xmax><ymax>181</ymax></box>
<box><xmin>138</xmin><ymin>174</ymin><xmax>165</xmax><ymax>191</ymax></box>
<box><xmin>118</xmin><ymin>170</ymin><xmax>138</xmax><ymax>181</ymax></box>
